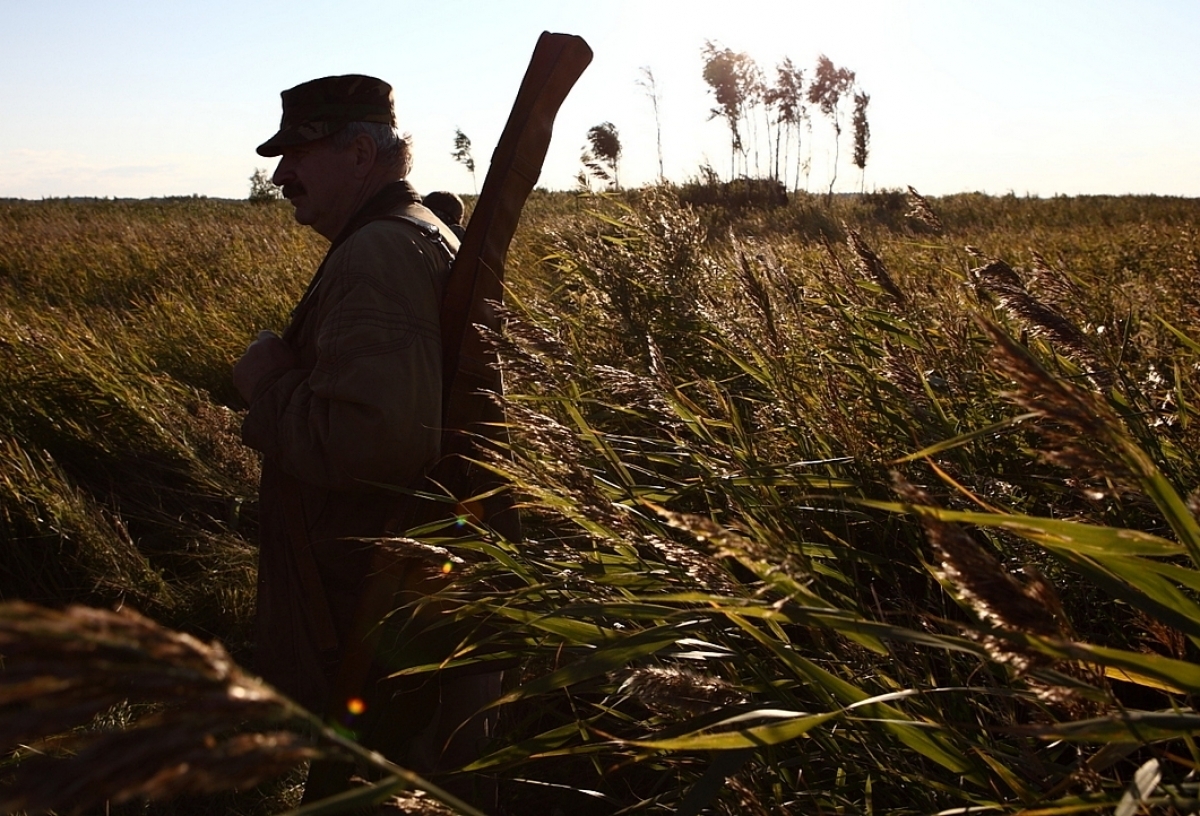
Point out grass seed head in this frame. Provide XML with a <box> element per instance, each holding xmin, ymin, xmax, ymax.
<box><xmin>846</xmin><ymin>227</ymin><xmax>906</xmax><ymax>306</ymax></box>
<box><xmin>904</xmin><ymin>185</ymin><xmax>944</xmax><ymax>233</ymax></box>
<box><xmin>979</xmin><ymin>317</ymin><xmax>1136</xmax><ymax>491</ymax></box>
<box><xmin>1027</xmin><ymin>251</ymin><xmax>1085</xmax><ymax>311</ymax></box>
<box><xmin>892</xmin><ymin>477</ymin><xmax>1108</xmax><ymax>712</ymax></box>
<box><xmin>0</xmin><ymin>602</ymin><xmax>319</xmax><ymax>815</ymax></box>
<box><xmin>892</xmin><ymin>478</ymin><xmax>1064</xmax><ymax>644</ymax></box>
<box><xmin>972</xmin><ymin>259</ymin><xmax>1110</xmax><ymax>387</ymax></box>
<box><xmin>619</xmin><ymin>665</ymin><xmax>746</xmax><ymax>719</ymax></box>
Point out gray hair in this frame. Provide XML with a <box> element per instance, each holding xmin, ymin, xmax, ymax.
<box><xmin>332</xmin><ymin>121</ymin><xmax>412</xmax><ymax>178</ymax></box>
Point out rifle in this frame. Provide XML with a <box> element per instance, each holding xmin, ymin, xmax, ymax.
<box><xmin>435</xmin><ymin>31</ymin><xmax>593</xmax><ymax>537</ymax></box>
<box><xmin>305</xmin><ymin>32</ymin><xmax>593</xmax><ymax>802</ymax></box>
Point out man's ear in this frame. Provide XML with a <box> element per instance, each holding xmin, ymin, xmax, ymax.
<box><xmin>350</xmin><ymin>132</ymin><xmax>378</xmax><ymax>178</ymax></box>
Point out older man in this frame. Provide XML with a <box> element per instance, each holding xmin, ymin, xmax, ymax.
<box><xmin>234</xmin><ymin>75</ymin><xmax>461</xmax><ymax>730</ymax></box>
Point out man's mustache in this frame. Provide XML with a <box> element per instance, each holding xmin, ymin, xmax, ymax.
<box><xmin>282</xmin><ymin>183</ymin><xmax>306</xmax><ymax>199</ymax></box>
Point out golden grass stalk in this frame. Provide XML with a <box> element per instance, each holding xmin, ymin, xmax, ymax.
<box><xmin>0</xmin><ymin>602</ymin><xmax>483</xmax><ymax>816</ymax></box>
<box><xmin>0</xmin><ymin>601</ymin><xmax>316</xmax><ymax>813</ymax></box>
<box><xmin>846</xmin><ymin>228</ymin><xmax>907</xmax><ymax>306</ymax></box>
<box><xmin>618</xmin><ymin>666</ymin><xmax>746</xmax><ymax>720</ymax></box>
<box><xmin>971</xmin><ymin>258</ymin><xmax>1110</xmax><ymax>387</ymax></box>
<box><xmin>904</xmin><ymin>185</ymin><xmax>944</xmax><ymax>233</ymax></box>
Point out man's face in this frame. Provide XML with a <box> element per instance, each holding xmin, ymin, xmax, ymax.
<box><xmin>272</xmin><ymin>138</ymin><xmax>360</xmax><ymax>240</ymax></box>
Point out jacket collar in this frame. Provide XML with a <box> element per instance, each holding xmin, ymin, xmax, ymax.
<box><xmin>284</xmin><ymin>180</ymin><xmax>422</xmax><ymax>341</ymax></box>
<box><xmin>327</xmin><ymin>180</ymin><xmax>422</xmax><ymax>254</ymax></box>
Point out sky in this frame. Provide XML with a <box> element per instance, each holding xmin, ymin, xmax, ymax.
<box><xmin>1</xmin><ymin>0</ymin><xmax>1198</xmax><ymax>200</ymax></box>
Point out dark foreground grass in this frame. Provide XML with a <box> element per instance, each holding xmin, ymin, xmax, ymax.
<box><xmin>2</xmin><ymin>189</ymin><xmax>1200</xmax><ymax>814</ymax></box>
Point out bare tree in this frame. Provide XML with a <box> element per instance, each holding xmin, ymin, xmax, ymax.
<box><xmin>766</xmin><ymin>58</ymin><xmax>805</xmax><ymax>191</ymax></box>
<box><xmin>636</xmin><ymin>66</ymin><xmax>665</xmax><ymax>183</ymax></box>
<box><xmin>852</xmin><ymin>91</ymin><xmax>871</xmax><ymax>193</ymax></box>
<box><xmin>807</xmin><ymin>54</ymin><xmax>856</xmax><ymax>200</ymax></box>
<box><xmin>581</xmin><ymin>121</ymin><xmax>622</xmax><ymax>190</ymax></box>
<box><xmin>451</xmin><ymin>128</ymin><xmax>476</xmax><ymax>193</ymax></box>
<box><xmin>743</xmin><ymin>57</ymin><xmax>767</xmax><ymax>179</ymax></box>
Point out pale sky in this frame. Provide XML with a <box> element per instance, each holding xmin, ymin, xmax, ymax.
<box><xmin>2</xmin><ymin>0</ymin><xmax>1197</xmax><ymax>200</ymax></box>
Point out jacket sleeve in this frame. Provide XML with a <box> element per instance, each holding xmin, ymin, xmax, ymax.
<box><xmin>241</xmin><ymin>221</ymin><xmax>446</xmax><ymax>492</ymax></box>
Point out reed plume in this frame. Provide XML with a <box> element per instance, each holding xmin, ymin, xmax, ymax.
<box><xmin>846</xmin><ymin>228</ymin><xmax>907</xmax><ymax>306</ymax></box>
<box><xmin>733</xmin><ymin>247</ymin><xmax>784</xmax><ymax>356</ymax></box>
<box><xmin>979</xmin><ymin>317</ymin><xmax>1136</xmax><ymax>492</ymax></box>
<box><xmin>971</xmin><ymin>258</ymin><xmax>1110</xmax><ymax>387</ymax></box>
<box><xmin>904</xmin><ymin>185</ymin><xmax>944</xmax><ymax>233</ymax></box>
<box><xmin>893</xmin><ymin>479</ymin><xmax>1065</xmax><ymax>647</ymax></box>
<box><xmin>880</xmin><ymin>340</ymin><xmax>931</xmax><ymax>412</ymax></box>
<box><xmin>651</xmin><ymin>505</ymin><xmax>810</xmax><ymax>586</ymax></box>
<box><xmin>0</xmin><ymin>601</ymin><xmax>479</xmax><ymax>816</ymax></box>
<box><xmin>1027</xmin><ymin>251</ymin><xmax>1085</xmax><ymax>314</ymax></box>
<box><xmin>478</xmin><ymin>302</ymin><xmax>576</xmax><ymax>394</ymax></box>
<box><xmin>619</xmin><ymin>665</ymin><xmax>746</xmax><ymax>719</ymax></box>
<box><xmin>892</xmin><ymin>477</ymin><xmax>1104</xmax><ymax>708</ymax></box>
<box><xmin>0</xmin><ymin>601</ymin><xmax>320</xmax><ymax>814</ymax></box>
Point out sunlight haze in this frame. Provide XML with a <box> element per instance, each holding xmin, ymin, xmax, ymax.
<box><xmin>1</xmin><ymin>0</ymin><xmax>1196</xmax><ymax>199</ymax></box>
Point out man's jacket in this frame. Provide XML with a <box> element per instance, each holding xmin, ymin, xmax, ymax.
<box><xmin>242</xmin><ymin>181</ymin><xmax>459</xmax><ymax>712</ymax></box>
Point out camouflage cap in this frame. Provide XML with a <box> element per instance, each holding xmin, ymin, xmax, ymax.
<box><xmin>256</xmin><ymin>74</ymin><xmax>396</xmax><ymax>157</ymax></box>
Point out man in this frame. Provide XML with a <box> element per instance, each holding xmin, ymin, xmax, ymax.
<box><xmin>233</xmin><ymin>75</ymin><xmax>462</xmax><ymax>736</ymax></box>
<box><xmin>423</xmin><ymin>190</ymin><xmax>468</xmax><ymax>240</ymax></box>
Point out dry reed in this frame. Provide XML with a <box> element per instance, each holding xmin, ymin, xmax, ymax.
<box><xmin>971</xmin><ymin>258</ymin><xmax>1110</xmax><ymax>387</ymax></box>
<box><xmin>0</xmin><ymin>601</ymin><xmax>321</xmax><ymax>814</ymax></box>
<box><xmin>846</xmin><ymin>227</ymin><xmax>907</xmax><ymax>306</ymax></box>
<box><xmin>619</xmin><ymin>665</ymin><xmax>746</xmax><ymax>719</ymax></box>
<box><xmin>904</xmin><ymin>185</ymin><xmax>944</xmax><ymax>233</ymax></box>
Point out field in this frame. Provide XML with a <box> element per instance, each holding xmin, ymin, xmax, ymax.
<box><xmin>2</xmin><ymin>187</ymin><xmax>1200</xmax><ymax>814</ymax></box>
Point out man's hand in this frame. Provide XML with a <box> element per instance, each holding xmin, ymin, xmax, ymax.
<box><xmin>233</xmin><ymin>330</ymin><xmax>298</xmax><ymax>403</ymax></box>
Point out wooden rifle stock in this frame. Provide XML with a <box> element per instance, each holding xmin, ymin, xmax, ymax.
<box><xmin>434</xmin><ymin>32</ymin><xmax>592</xmax><ymax>538</ymax></box>
<box><xmin>441</xmin><ymin>31</ymin><xmax>593</xmax><ymax>434</ymax></box>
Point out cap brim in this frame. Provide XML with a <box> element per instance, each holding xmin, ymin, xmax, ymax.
<box><xmin>255</xmin><ymin>121</ymin><xmax>345</xmax><ymax>157</ymax></box>
<box><xmin>256</xmin><ymin>133</ymin><xmax>287</xmax><ymax>158</ymax></box>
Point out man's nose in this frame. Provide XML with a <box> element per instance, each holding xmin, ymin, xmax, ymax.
<box><xmin>272</xmin><ymin>159</ymin><xmax>292</xmax><ymax>186</ymax></box>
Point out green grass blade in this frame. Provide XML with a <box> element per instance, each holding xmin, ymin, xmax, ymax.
<box><xmin>891</xmin><ymin>413</ymin><xmax>1040</xmax><ymax>463</ymax></box>
<box><xmin>492</xmin><ymin>621</ymin><xmax>704</xmax><ymax>706</ymax></box>
<box><xmin>725</xmin><ymin>613</ymin><xmax>979</xmax><ymax>778</ymax></box>
<box><xmin>866</xmin><ymin>500</ymin><xmax>1184</xmax><ymax>557</ymax></box>
<box><xmin>626</xmin><ymin>709</ymin><xmax>840</xmax><ymax>751</ymax></box>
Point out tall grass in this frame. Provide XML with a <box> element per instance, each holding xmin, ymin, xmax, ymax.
<box><xmin>2</xmin><ymin>189</ymin><xmax>1200</xmax><ymax>813</ymax></box>
<box><xmin>0</xmin><ymin>198</ymin><xmax>321</xmax><ymax>649</ymax></box>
